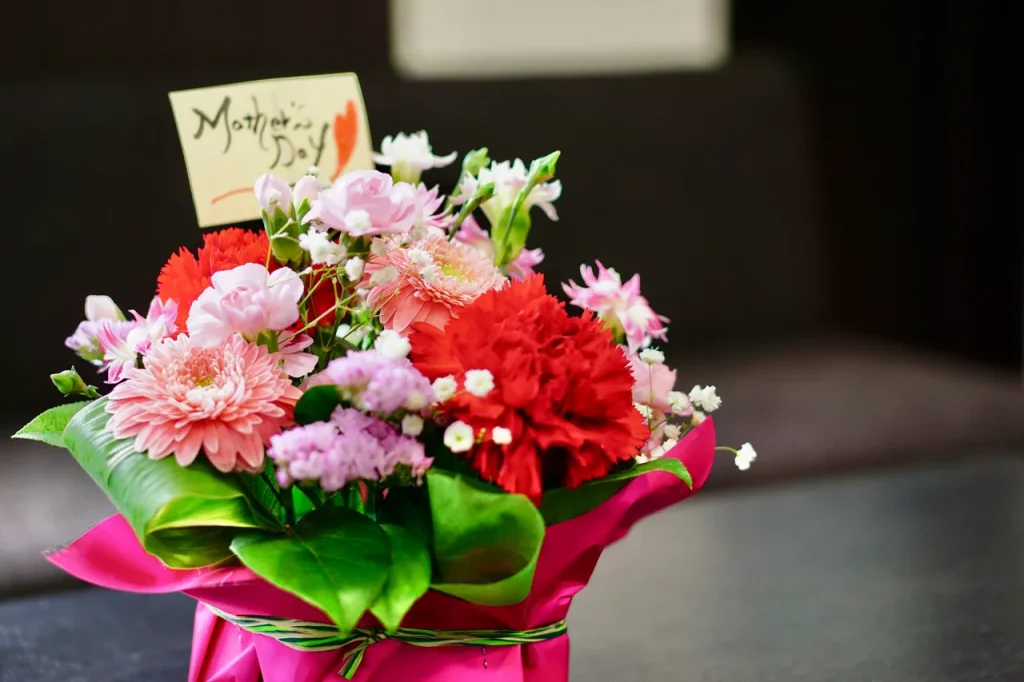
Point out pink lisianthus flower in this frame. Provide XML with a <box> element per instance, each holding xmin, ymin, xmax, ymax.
<box><xmin>66</xmin><ymin>295</ymin><xmax>125</xmax><ymax>365</ymax></box>
<box><xmin>362</xmin><ymin>235</ymin><xmax>505</xmax><ymax>333</ymax></box>
<box><xmin>625</xmin><ymin>347</ymin><xmax>677</xmax><ymax>413</ymax></box>
<box><xmin>188</xmin><ymin>263</ymin><xmax>301</xmax><ymax>343</ymax></box>
<box><xmin>303</xmin><ymin>170</ymin><xmax>418</xmax><ymax>237</ymax></box>
<box><xmin>105</xmin><ymin>334</ymin><xmax>301</xmax><ymax>473</ymax></box>
<box><xmin>96</xmin><ymin>297</ymin><xmax>178</xmax><ymax>383</ymax></box>
<box><xmin>454</xmin><ymin>215</ymin><xmax>544</xmax><ymax>281</ymax></box>
<box><xmin>562</xmin><ymin>261</ymin><xmax>669</xmax><ymax>350</ymax></box>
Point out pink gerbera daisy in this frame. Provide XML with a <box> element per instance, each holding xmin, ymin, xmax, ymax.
<box><xmin>105</xmin><ymin>334</ymin><xmax>301</xmax><ymax>473</ymax></box>
<box><xmin>363</xmin><ymin>235</ymin><xmax>505</xmax><ymax>333</ymax></box>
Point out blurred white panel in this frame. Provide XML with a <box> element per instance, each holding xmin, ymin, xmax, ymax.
<box><xmin>390</xmin><ymin>0</ymin><xmax>730</xmax><ymax>78</ymax></box>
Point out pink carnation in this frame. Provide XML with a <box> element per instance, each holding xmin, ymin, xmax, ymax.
<box><xmin>454</xmin><ymin>215</ymin><xmax>544</xmax><ymax>281</ymax></box>
<box><xmin>412</xmin><ymin>184</ymin><xmax>453</xmax><ymax>237</ymax></box>
<box><xmin>562</xmin><ymin>261</ymin><xmax>669</xmax><ymax>350</ymax></box>
<box><xmin>304</xmin><ymin>170</ymin><xmax>418</xmax><ymax>237</ymax></box>
<box><xmin>626</xmin><ymin>348</ymin><xmax>677</xmax><ymax>412</ymax></box>
<box><xmin>96</xmin><ymin>297</ymin><xmax>178</xmax><ymax>383</ymax></box>
<box><xmin>105</xmin><ymin>334</ymin><xmax>301</xmax><ymax>473</ymax></box>
<box><xmin>363</xmin><ymin>235</ymin><xmax>505</xmax><ymax>333</ymax></box>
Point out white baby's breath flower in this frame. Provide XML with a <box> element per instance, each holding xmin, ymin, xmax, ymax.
<box><xmin>401</xmin><ymin>414</ymin><xmax>425</xmax><ymax>437</ymax></box>
<box><xmin>464</xmin><ymin>369</ymin><xmax>495</xmax><ymax>397</ymax></box>
<box><xmin>635</xmin><ymin>403</ymin><xmax>653</xmax><ymax>420</ymax></box>
<box><xmin>419</xmin><ymin>264</ymin><xmax>438</xmax><ymax>282</ymax></box>
<box><xmin>688</xmin><ymin>385</ymin><xmax>722</xmax><ymax>413</ymax></box>
<box><xmin>307</xmin><ymin>165</ymin><xmax>321</xmax><ymax>176</ymax></box>
<box><xmin>407</xmin><ymin>248</ymin><xmax>433</xmax><ymax>267</ymax></box>
<box><xmin>336</xmin><ymin>323</ymin><xmax>371</xmax><ymax>345</ymax></box>
<box><xmin>663</xmin><ymin>424</ymin><xmax>681</xmax><ymax>440</ymax></box>
<box><xmin>370</xmin><ymin>238</ymin><xmax>390</xmax><ymax>257</ymax></box>
<box><xmin>344</xmin><ymin>209</ymin><xmax>373</xmax><ymax>234</ymax></box>
<box><xmin>491</xmin><ymin>426</ymin><xmax>513</xmax><ymax>445</ymax></box>
<box><xmin>668</xmin><ymin>391</ymin><xmax>690</xmax><ymax>415</ymax></box>
<box><xmin>344</xmin><ymin>256</ymin><xmax>365</xmax><ymax>281</ymax></box>
<box><xmin>735</xmin><ymin>442</ymin><xmax>757</xmax><ymax>470</ymax></box>
<box><xmin>298</xmin><ymin>229</ymin><xmax>345</xmax><ymax>266</ymax></box>
<box><xmin>649</xmin><ymin>438</ymin><xmax>678</xmax><ymax>460</ymax></box>
<box><xmin>374</xmin><ymin>329</ymin><xmax>411</xmax><ymax>359</ymax></box>
<box><xmin>690</xmin><ymin>410</ymin><xmax>706</xmax><ymax>425</ymax></box>
<box><xmin>639</xmin><ymin>348</ymin><xmax>665</xmax><ymax>365</ymax></box>
<box><xmin>443</xmin><ymin>421</ymin><xmax>474</xmax><ymax>453</ymax></box>
<box><xmin>369</xmin><ymin>264</ymin><xmax>399</xmax><ymax>287</ymax></box>
<box><xmin>636</xmin><ymin>453</ymin><xmax>651</xmax><ymax>464</ymax></box>
<box><xmin>432</xmin><ymin>375</ymin><xmax>458</xmax><ymax>403</ymax></box>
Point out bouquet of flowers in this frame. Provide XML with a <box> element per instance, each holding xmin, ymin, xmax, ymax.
<box><xmin>18</xmin><ymin>130</ymin><xmax>755</xmax><ymax>681</ymax></box>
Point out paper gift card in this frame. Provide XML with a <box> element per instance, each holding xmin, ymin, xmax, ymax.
<box><xmin>169</xmin><ymin>73</ymin><xmax>374</xmax><ymax>228</ymax></box>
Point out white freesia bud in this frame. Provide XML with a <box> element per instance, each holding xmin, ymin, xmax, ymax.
<box><xmin>293</xmin><ymin>175</ymin><xmax>322</xmax><ymax>206</ymax></box>
<box><xmin>85</xmin><ymin>295</ymin><xmax>123</xmax><ymax>321</ymax></box>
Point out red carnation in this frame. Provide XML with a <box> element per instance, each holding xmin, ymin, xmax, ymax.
<box><xmin>156</xmin><ymin>228</ymin><xmax>273</xmax><ymax>331</ymax></box>
<box><xmin>410</xmin><ymin>275</ymin><xmax>649</xmax><ymax>504</ymax></box>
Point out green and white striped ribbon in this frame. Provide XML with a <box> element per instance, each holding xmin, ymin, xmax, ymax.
<box><xmin>205</xmin><ymin>605</ymin><xmax>568</xmax><ymax>679</ymax></box>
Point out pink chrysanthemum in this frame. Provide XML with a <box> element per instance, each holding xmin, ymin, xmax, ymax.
<box><xmin>363</xmin><ymin>235</ymin><xmax>505</xmax><ymax>333</ymax></box>
<box><xmin>562</xmin><ymin>261</ymin><xmax>669</xmax><ymax>350</ymax></box>
<box><xmin>105</xmin><ymin>334</ymin><xmax>301</xmax><ymax>473</ymax></box>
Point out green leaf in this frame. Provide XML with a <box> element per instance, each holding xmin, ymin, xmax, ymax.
<box><xmin>426</xmin><ymin>470</ymin><xmax>545</xmax><ymax>606</ymax></box>
<box><xmin>13</xmin><ymin>402</ymin><xmax>91</xmax><ymax>448</ymax></box>
<box><xmin>539</xmin><ymin>458</ymin><xmax>691</xmax><ymax>526</ymax></box>
<box><xmin>370</xmin><ymin>524</ymin><xmax>432</xmax><ymax>631</ymax></box>
<box><xmin>231</xmin><ymin>507</ymin><xmax>391</xmax><ymax>633</ymax></box>
<box><xmin>294</xmin><ymin>385</ymin><xmax>343</xmax><ymax>425</ymax></box>
<box><xmin>62</xmin><ymin>399</ymin><xmax>283</xmax><ymax>568</ymax></box>
<box><xmin>292</xmin><ymin>486</ymin><xmax>316</xmax><ymax>518</ymax></box>
<box><xmin>237</xmin><ymin>462</ymin><xmax>286</xmax><ymax>525</ymax></box>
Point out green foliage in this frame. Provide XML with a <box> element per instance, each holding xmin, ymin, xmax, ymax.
<box><xmin>425</xmin><ymin>470</ymin><xmax>545</xmax><ymax>606</ymax></box>
<box><xmin>62</xmin><ymin>399</ymin><xmax>283</xmax><ymax>568</ymax></box>
<box><xmin>231</xmin><ymin>507</ymin><xmax>393</xmax><ymax>633</ymax></box>
<box><xmin>13</xmin><ymin>402</ymin><xmax>91</xmax><ymax>448</ymax></box>
<box><xmin>539</xmin><ymin>458</ymin><xmax>691</xmax><ymax>526</ymax></box>
<box><xmin>293</xmin><ymin>385</ymin><xmax>344</xmax><ymax>425</ymax></box>
<box><xmin>370</xmin><ymin>524</ymin><xmax>432</xmax><ymax>631</ymax></box>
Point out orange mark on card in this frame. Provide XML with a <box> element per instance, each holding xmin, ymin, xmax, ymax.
<box><xmin>330</xmin><ymin>100</ymin><xmax>359</xmax><ymax>181</ymax></box>
<box><xmin>211</xmin><ymin>186</ymin><xmax>253</xmax><ymax>205</ymax></box>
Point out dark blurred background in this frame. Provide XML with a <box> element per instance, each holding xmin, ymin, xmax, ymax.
<box><xmin>0</xmin><ymin>1</ymin><xmax>1020</xmax><ymax>594</ymax></box>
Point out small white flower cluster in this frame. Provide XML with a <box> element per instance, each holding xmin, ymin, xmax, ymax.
<box><xmin>687</xmin><ymin>384</ymin><xmax>721</xmax><ymax>425</ymax></box>
<box><xmin>407</xmin><ymin>247</ymin><xmax>438</xmax><ymax>282</ymax></box>
<box><xmin>734</xmin><ymin>442</ymin><xmax>757</xmax><ymax>470</ymax></box>
<box><xmin>298</xmin><ymin>228</ymin><xmax>346</xmax><ymax>266</ymax></box>
<box><xmin>433</xmin><ymin>369</ymin><xmax>509</xmax><ymax>453</ymax></box>
<box><xmin>374</xmin><ymin>329</ymin><xmax>411</xmax><ymax>360</ymax></box>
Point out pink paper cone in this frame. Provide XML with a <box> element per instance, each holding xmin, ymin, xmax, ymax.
<box><xmin>48</xmin><ymin>419</ymin><xmax>716</xmax><ymax>681</ymax></box>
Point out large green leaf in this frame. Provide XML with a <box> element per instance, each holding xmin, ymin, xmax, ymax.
<box><xmin>231</xmin><ymin>507</ymin><xmax>391</xmax><ymax>633</ymax></box>
<box><xmin>539</xmin><ymin>458</ymin><xmax>692</xmax><ymax>526</ymax></box>
<box><xmin>293</xmin><ymin>385</ymin><xmax>343</xmax><ymax>425</ymax></box>
<box><xmin>62</xmin><ymin>399</ymin><xmax>283</xmax><ymax>568</ymax></box>
<box><xmin>426</xmin><ymin>470</ymin><xmax>545</xmax><ymax>606</ymax></box>
<box><xmin>13</xmin><ymin>402</ymin><xmax>91</xmax><ymax>448</ymax></box>
<box><xmin>370</xmin><ymin>524</ymin><xmax>432</xmax><ymax>631</ymax></box>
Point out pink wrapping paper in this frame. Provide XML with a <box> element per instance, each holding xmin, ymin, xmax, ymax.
<box><xmin>48</xmin><ymin>419</ymin><xmax>715</xmax><ymax>681</ymax></box>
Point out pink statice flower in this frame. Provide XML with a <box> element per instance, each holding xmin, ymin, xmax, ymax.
<box><xmin>105</xmin><ymin>334</ymin><xmax>301</xmax><ymax>473</ymax></box>
<box><xmin>562</xmin><ymin>261</ymin><xmax>669</xmax><ymax>350</ymax></box>
<box><xmin>362</xmin><ymin>234</ymin><xmax>505</xmax><ymax>333</ymax></box>
<box><xmin>268</xmin><ymin>407</ymin><xmax>431</xmax><ymax>492</ymax></box>
<box><xmin>303</xmin><ymin>170</ymin><xmax>418</xmax><ymax>237</ymax></box>
<box><xmin>96</xmin><ymin>297</ymin><xmax>178</xmax><ymax>383</ymax></box>
<box><xmin>454</xmin><ymin>215</ymin><xmax>544</xmax><ymax>281</ymax></box>
<box><xmin>303</xmin><ymin>349</ymin><xmax>434</xmax><ymax>414</ymax></box>
<box><xmin>66</xmin><ymin>295</ymin><xmax>125</xmax><ymax>365</ymax></box>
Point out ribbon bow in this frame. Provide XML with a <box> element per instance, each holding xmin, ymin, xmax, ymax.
<box><xmin>206</xmin><ymin>605</ymin><xmax>568</xmax><ymax>679</ymax></box>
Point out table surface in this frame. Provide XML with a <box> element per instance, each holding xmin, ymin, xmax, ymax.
<box><xmin>2</xmin><ymin>458</ymin><xmax>1022</xmax><ymax>682</ymax></box>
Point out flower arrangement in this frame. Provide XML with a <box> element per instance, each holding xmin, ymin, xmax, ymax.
<box><xmin>19</xmin><ymin>129</ymin><xmax>754</xmax><ymax>681</ymax></box>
